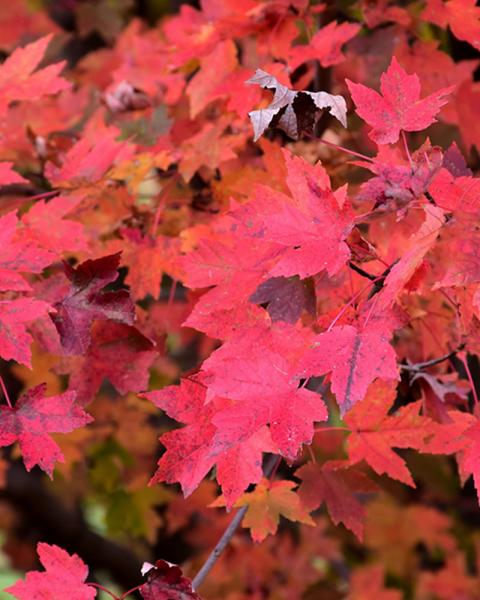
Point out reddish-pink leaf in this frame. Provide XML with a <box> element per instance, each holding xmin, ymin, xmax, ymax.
<box><xmin>296</xmin><ymin>461</ymin><xmax>377</xmax><ymax>540</ymax></box>
<box><xmin>288</xmin><ymin>21</ymin><xmax>360</xmax><ymax>70</ymax></box>
<box><xmin>0</xmin><ymin>34</ymin><xmax>71</xmax><ymax>117</ymax></box>
<box><xmin>21</xmin><ymin>195</ymin><xmax>87</xmax><ymax>254</ymax></box>
<box><xmin>144</xmin><ymin>376</ymin><xmax>276</xmax><ymax>506</ymax></box>
<box><xmin>423</xmin><ymin>0</ymin><xmax>480</xmax><ymax>52</ymax></box>
<box><xmin>231</xmin><ymin>151</ymin><xmax>353</xmax><ymax>279</ymax></box>
<box><xmin>45</xmin><ymin>127</ymin><xmax>130</xmax><ymax>187</ymax></box>
<box><xmin>344</xmin><ymin>380</ymin><xmax>431</xmax><ymax>486</ymax></box>
<box><xmin>0</xmin><ymin>384</ymin><xmax>93</xmax><ymax>476</ymax></box>
<box><xmin>0</xmin><ymin>161</ymin><xmax>28</xmax><ymax>185</ymax></box>
<box><xmin>0</xmin><ymin>298</ymin><xmax>49</xmax><ymax>366</ymax></box>
<box><xmin>6</xmin><ymin>542</ymin><xmax>95</xmax><ymax>600</ymax></box>
<box><xmin>140</xmin><ymin>559</ymin><xmax>200</xmax><ymax>600</ymax></box>
<box><xmin>346</xmin><ymin>57</ymin><xmax>454</xmax><ymax>144</ymax></box>
<box><xmin>0</xmin><ymin>211</ymin><xmax>55</xmax><ymax>292</ymax></box>
<box><xmin>202</xmin><ymin>323</ymin><xmax>328</xmax><ymax>460</ymax></box>
<box><xmin>299</xmin><ymin>324</ymin><xmax>399</xmax><ymax>414</ymax></box>
<box><xmin>51</xmin><ymin>253</ymin><xmax>135</xmax><ymax>354</ymax></box>
<box><xmin>64</xmin><ymin>322</ymin><xmax>157</xmax><ymax>405</ymax></box>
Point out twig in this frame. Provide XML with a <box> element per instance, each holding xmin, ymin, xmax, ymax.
<box><xmin>400</xmin><ymin>346</ymin><xmax>464</xmax><ymax>372</ymax></box>
<box><xmin>348</xmin><ymin>261</ymin><xmax>377</xmax><ymax>281</ymax></box>
<box><xmin>191</xmin><ymin>454</ymin><xmax>280</xmax><ymax>591</ymax></box>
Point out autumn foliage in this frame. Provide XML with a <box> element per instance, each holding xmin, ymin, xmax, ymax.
<box><xmin>2</xmin><ymin>0</ymin><xmax>480</xmax><ymax>598</ymax></box>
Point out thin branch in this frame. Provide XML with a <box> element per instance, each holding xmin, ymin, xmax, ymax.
<box><xmin>87</xmin><ymin>583</ymin><xmax>119</xmax><ymax>599</ymax></box>
<box><xmin>348</xmin><ymin>261</ymin><xmax>377</xmax><ymax>281</ymax></box>
<box><xmin>400</xmin><ymin>346</ymin><xmax>464</xmax><ymax>373</ymax></box>
<box><xmin>191</xmin><ymin>454</ymin><xmax>279</xmax><ymax>591</ymax></box>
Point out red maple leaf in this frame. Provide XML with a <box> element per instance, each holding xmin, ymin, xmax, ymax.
<box><xmin>6</xmin><ymin>542</ymin><xmax>95</xmax><ymax>600</ymax></box>
<box><xmin>0</xmin><ymin>384</ymin><xmax>93</xmax><ymax>476</ymax></box>
<box><xmin>21</xmin><ymin>195</ymin><xmax>87</xmax><ymax>254</ymax></box>
<box><xmin>0</xmin><ymin>34</ymin><xmax>71</xmax><ymax>117</ymax></box>
<box><xmin>346</xmin><ymin>57</ymin><xmax>454</xmax><ymax>144</ymax></box>
<box><xmin>45</xmin><ymin>127</ymin><xmax>131</xmax><ymax>188</ymax></box>
<box><xmin>288</xmin><ymin>21</ymin><xmax>360</xmax><ymax>70</ymax></box>
<box><xmin>202</xmin><ymin>323</ymin><xmax>328</xmax><ymax>460</ymax></box>
<box><xmin>144</xmin><ymin>375</ymin><xmax>276</xmax><ymax>506</ymax></box>
<box><xmin>299</xmin><ymin>323</ymin><xmax>399</xmax><ymax>414</ymax></box>
<box><xmin>296</xmin><ymin>461</ymin><xmax>377</xmax><ymax>540</ymax></box>
<box><xmin>344</xmin><ymin>380</ymin><xmax>432</xmax><ymax>486</ymax></box>
<box><xmin>423</xmin><ymin>0</ymin><xmax>480</xmax><ymax>52</ymax></box>
<box><xmin>51</xmin><ymin>253</ymin><xmax>135</xmax><ymax>354</ymax></box>
<box><xmin>0</xmin><ymin>161</ymin><xmax>28</xmax><ymax>185</ymax></box>
<box><xmin>64</xmin><ymin>322</ymin><xmax>157</xmax><ymax>405</ymax></box>
<box><xmin>140</xmin><ymin>559</ymin><xmax>200</xmax><ymax>600</ymax></box>
<box><xmin>231</xmin><ymin>150</ymin><xmax>353</xmax><ymax>279</ymax></box>
<box><xmin>0</xmin><ymin>211</ymin><xmax>55</xmax><ymax>292</ymax></box>
<box><xmin>0</xmin><ymin>298</ymin><xmax>49</xmax><ymax>367</ymax></box>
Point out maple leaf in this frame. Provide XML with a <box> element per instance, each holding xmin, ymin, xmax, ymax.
<box><xmin>356</xmin><ymin>143</ymin><xmax>443</xmax><ymax>211</ymax></box>
<box><xmin>249</xmin><ymin>276</ymin><xmax>316</xmax><ymax>323</ymax></box>
<box><xmin>6</xmin><ymin>542</ymin><xmax>96</xmax><ymax>600</ymax></box>
<box><xmin>21</xmin><ymin>195</ymin><xmax>87</xmax><ymax>254</ymax></box>
<box><xmin>45</xmin><ymin>127</ymin><xmax>131</xmax><ymax>188</ymax></box>
<box><xmin>0</xmin><ymin>383</ymin><xmax>93</xmax><ymax>476</ymax></box>
<box><xmin>231</xmin><ymin>151</ymin><xmax>353</xmax><ymax>279</ymax></box>
<box><xmin>296</xmin><ymin>461</ymin><xmax>377</xmax><ymax>540</ymax></box>
<box><xmin>423</xmin><ymin>0</ymin><xmax>480</xmax><ymax>51</ymax></box>
<box><xmin>140</xmin><ymin>559</ymin><xmax>200</xmax><ymax>600</ymax></box>
<box><xmin>202</xmin><ymin>323</ymin><xmax>328</xmax><ymax>460</ymax></box>
<box><xmin>51</xmin><ymin>253</ymin><xmax>135</xmax><ymax>354</ymax></box>
<box><xmin>0</xmin><ymin>298</ymin><xmax>49</xmax><ymax>367</ymax></box>
<box><xmin>373</xmin><ymin>205</ymin><xmax>444</xmax><ymax>311</ymax></box>
<box><xmin>110</xmin><ymin>229</ymin><xmax>179</xmax><ymax>301</ymax></box>
<box><xmin>428</xmin><ymin>168</ymin><xmax>480</xmax><ymax>213</ymax></box>
<box><xmin>186</xmin><ymin>39</ymin><xmax>238</xmax><ymax>118</ymax></box>
<box><xmin>347</xmin><ymin>564</ymin><xmax>402</xmax><ymax>600</ymax></box>
<box><xmin>288</xmin><ymin>21</ymin><xmax>361</xmax><ymax>70</ymax></box>
<box><xmin>0</xmin><ymin>161</ymin><xmax>28</xmax><ymax>185</ymax></box>
<box><xmin>227</xmin><ymin>478</ymin><xmax>314</xmax><ymax>542</ymax></box>
<box><xmin>64</xmin><ymin>322</ymin><xmax>157</xmax><ymax>405</ymax></box>
<box><xmin>144</xmin><ymin>376</ymin><xmax>277</xmax><ymax>506</ymax></box>
<box><xmin>346</xmin><ymin>57</ymin><xmax>454</xmax><ymax>144</ymax></box>
<box><xmin>178</xmin><ymin>119</ymin><xmax>240</xmax><ymax>182</ymax></box>
<box><xmin>0</xmin><ymin>34</ymin><xmax>71</xmax><ymax>118</ymax></box>
<box><xmin>0</xmin><ymin>211</ymin><xmax>55</xmax><ymax>292</ymax></box>
<box><xmin>299</xmin><ymin>324</ymin><xmax>399</xmax><ymax>414</ymax></box>
<box><xmin>246</xmin><ymin>69</ymin><xmax>347</xmax><ymax>141</ymax></box>
<box><xmin>344</xmin><ymin>380</ymin><xmax>432</xmax><ymax>486</ymax></box>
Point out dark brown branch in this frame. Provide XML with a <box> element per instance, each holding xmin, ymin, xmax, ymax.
<box><xmin>400</xmin><ymin>345</ymin><xmax>465</xmax><ymax>373</ymax></box>
<box><xmin>348</xmin><ymin>261</ymin><xmax>377</xmax><ymax>281</ymax></box>
<box><xmin>191</xmin><ymin>454</ymin><xmax>280</xmax><ymax>591</ymax></box>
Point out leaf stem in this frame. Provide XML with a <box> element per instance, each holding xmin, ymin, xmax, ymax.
<box><xmin>120</xmin><ymin>584</ymin><xmax>143</xmax><ymax>599</ymax></box>
<box><xmin>317</xmin><ymin>138</ymin><xmax>373</xmax><ymax>162</ymax></box>
<box><xmin>191</xmin><ymin>454</ymin><xmax>279</xmax><ymax>591</ymax></box>
<box><xmin>401</xmin><ymin>130</ymin><xmax>414</xmax><ymax>170</ymax></box>
<box><xmin>458</xmin><ymin>352</ymin><xmax>479</xmax><ymax>405</ymax></box>
<box><xmin>87</xmin><ymin>582</ymin><xmax>119</xmax><ymax>599</ymax></box>
<box><xmin>0</xmin><ymin>375</ymin><xmax>12</xmax><ymax>409</ymax></box>
<box><xmin>314</xmin><ymin>426</ymin><xmax>349</xmax><ymax>433</ymax></box>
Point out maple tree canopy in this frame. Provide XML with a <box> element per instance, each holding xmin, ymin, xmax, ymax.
<box><xmin>1</xmin><ymin>1</ymin><xmax>480</xmax><ymax>599</ymax></box>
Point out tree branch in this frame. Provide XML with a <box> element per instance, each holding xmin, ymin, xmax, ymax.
<box><xmin>400</xmin><ymin>346</ymin><xmax>464</xmax><ymax>373</ymax></box>
<box><xmin>191</xmin><ymin>454</ymin><xmax>280</xmax><ymax>591</ymax></box>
